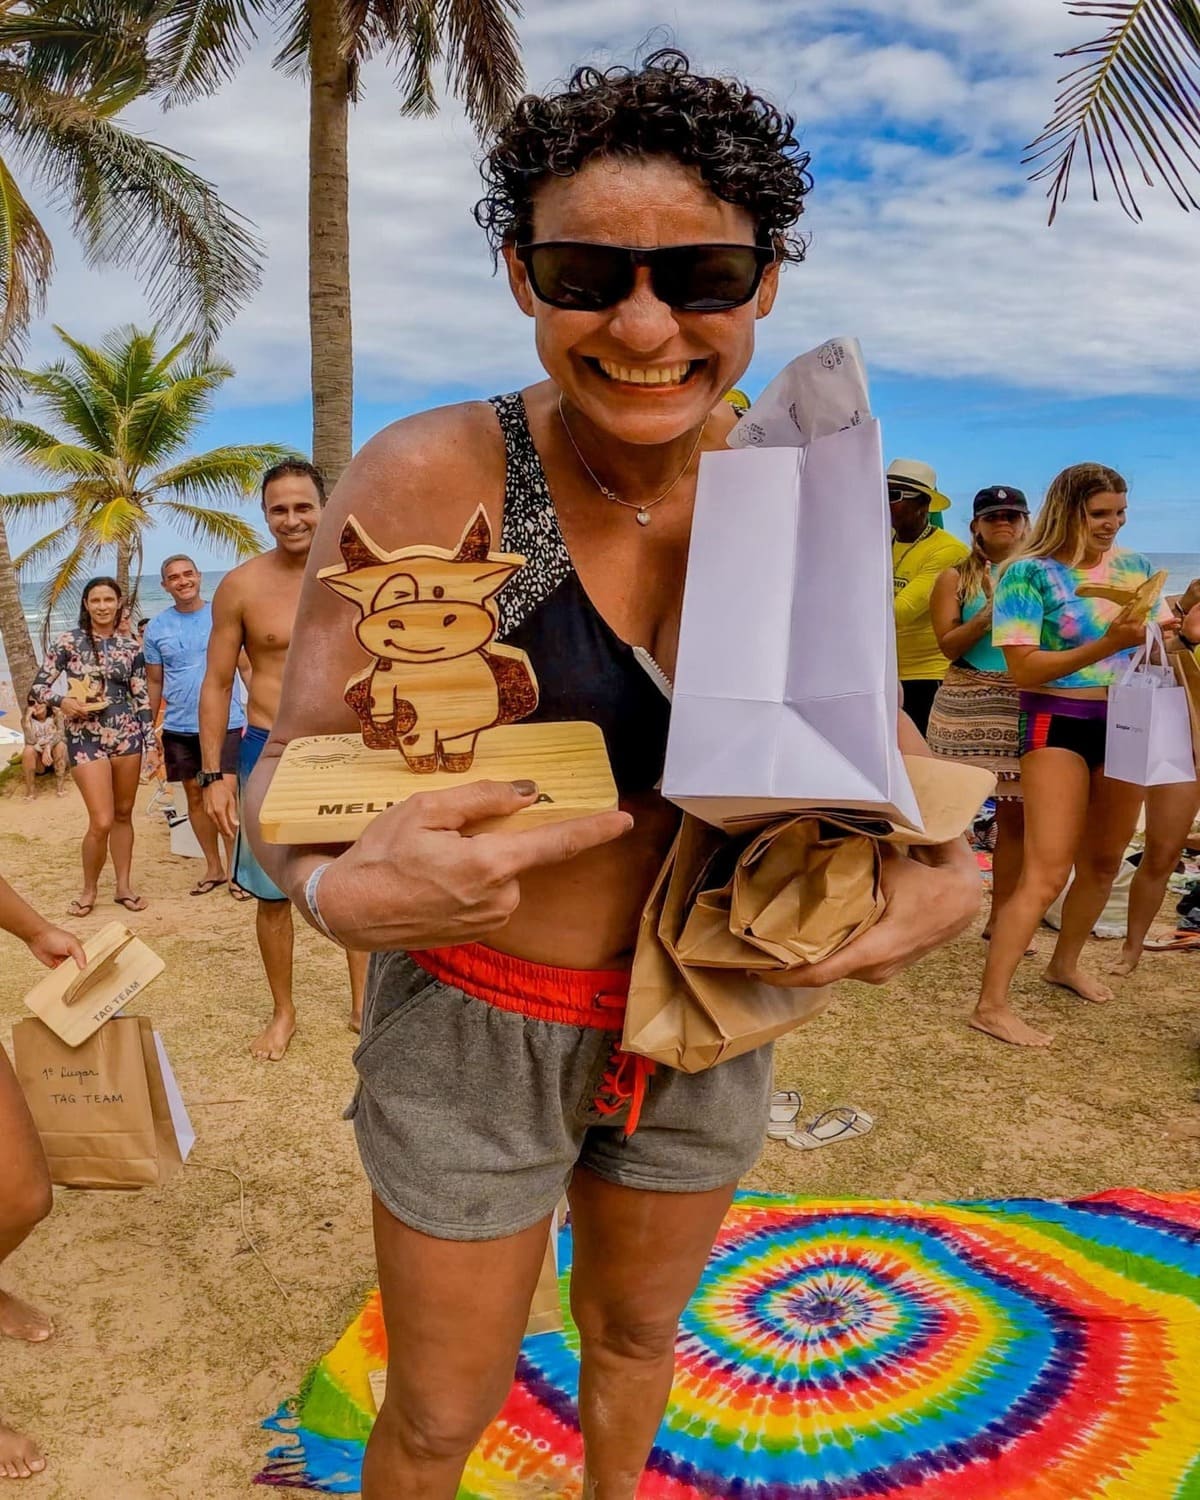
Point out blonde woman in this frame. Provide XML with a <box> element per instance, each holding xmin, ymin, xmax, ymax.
<box><xmin>928</xmin><ymin>487</ymin><xmax>1030</xmax><ymax>937</ymax></box>
<box><xmin>971</xmin><ymin>464</ymin><xmax>1171</xmax><ymax>1047</ymax></box>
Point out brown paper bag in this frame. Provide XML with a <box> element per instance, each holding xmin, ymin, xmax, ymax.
<box><xmin>13</xmin><ymin>1016</ymin><xmax>183</xmax><ymax>1188</ymax></box>
<box><xmin>1171</xmin><ymin>647</ymin><xmax>1200</xmax><ymax>775</ymax></box>
<box><xmin>624</xmin><ymin>757</ymin><xmax>995</xmax><ymax>1073</ymax></box>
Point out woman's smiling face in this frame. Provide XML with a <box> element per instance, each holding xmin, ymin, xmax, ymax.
<box><xmin>504</xmin><ymin>155</ymin><xmax>779</xmax><ymax>444</ymax></box>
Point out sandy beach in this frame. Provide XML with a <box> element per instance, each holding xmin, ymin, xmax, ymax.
<box><xmin>1</xmin><ymin>773</ymin><xmax>1198</xmax><ymax>1498</ymax></box>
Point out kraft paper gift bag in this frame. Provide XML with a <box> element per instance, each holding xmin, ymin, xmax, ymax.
<box><xmin>1171</xmin><ymin>645</ymin><xmax>1200</xmax><ymax>775</ymax></box>
<box><xmin>1105</xmin><ymin>626</ymin><xmax>1196</xmax><ymax>787</ymax></box>
<box><xmin>662</xmin><ymin>416</ymin><xmax>922</xmax><ymax>832</ymax></box>
<box><xmin>625</xmin><ymin>758</ymin><xmax>993</xmax><ymax>1073</ymax></box>
<box><xmin>13</xmin><ymin>1016</ymin><xmax>189</xmax><ymax>1189</ymax></box>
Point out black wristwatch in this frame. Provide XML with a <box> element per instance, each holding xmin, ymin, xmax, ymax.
<box><xmin>196</xmin><ymin>769</ymin><xmax>224</xmax><ymax>789</ymax></box>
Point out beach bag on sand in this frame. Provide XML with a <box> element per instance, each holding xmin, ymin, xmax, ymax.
<box><xmin>624</xmin><ymin>758</ymin><xmax>993</xmax><ymax>1073</ymax></box>
<box><xmin>13</xmin><ymin>1016</ymin><xmax>192</xmax><ymax>1188</ymax></box>
<box><xmin>1105</xmin><ymin>626</ymin><xmax>1196</xmax><ymax>787</ymax></box>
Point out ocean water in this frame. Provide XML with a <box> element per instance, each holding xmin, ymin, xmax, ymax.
<box><xmin>4</xmin><ymin>554</ymin><xmax>1200</xmax><ymax>677</ymax></box>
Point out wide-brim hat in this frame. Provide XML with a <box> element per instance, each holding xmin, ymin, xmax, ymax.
<box><xmin>886</xmin><ymin>458</ymin><xmax>951</xmax><ymax>513</ymax></box>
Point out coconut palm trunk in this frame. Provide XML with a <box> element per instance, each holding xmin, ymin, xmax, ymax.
<box><xmin>0</xmin><ymin>513</ymin><xmax>37</xmax><ymax>707</ymax></box>
<box><xmin>308</xmin><ymin>0</ymin><xmax>354</xmax><ymax>487</ymax></box>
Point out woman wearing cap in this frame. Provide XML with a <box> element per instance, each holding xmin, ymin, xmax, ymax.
<box><xmin>927</xmin><ymin>487</ymin><xmax>1030</xmax><ymax>937</ymax></box>
<box><xmin>971</xmin><ymin>463</ymin><xmax>1170</xmax><ymax>1047</ymax></box>
<box><xmin>889</xmin><ymin>460</ymin><xmax>970</xmax><ymax>736</ymax></box>
<box><xmin>246</xmin><ymin>53</ymin><xmax>981</xmax><ymax>1497</ymax></box>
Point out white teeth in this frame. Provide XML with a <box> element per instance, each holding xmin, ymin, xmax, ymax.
<box><xmin>598</xmin><ymin>359</ymin><xmax>692</xmax><ymax>386</ymax></box>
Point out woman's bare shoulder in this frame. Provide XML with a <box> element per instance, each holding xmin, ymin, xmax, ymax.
<box><xmin>330</xmin><ymin>399</ymin><xmax>508</xmax><ymax>551</ymax></box>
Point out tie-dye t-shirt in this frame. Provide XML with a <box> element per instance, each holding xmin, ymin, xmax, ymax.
<box><xmin>992</xmin><ymin>550</ymin><xmax>1170</xmax><ymax>689</ymax></box>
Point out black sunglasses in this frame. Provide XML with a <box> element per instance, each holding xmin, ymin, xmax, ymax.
<box><xmin>514</xmin><ymin>241</ymin><xmax>775</xmax><ymax>313</ymax></box>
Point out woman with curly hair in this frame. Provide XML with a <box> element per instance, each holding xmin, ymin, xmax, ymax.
<box><xmin>30</xmin><ymin>577</ymin><xmax>152</xmax><ymax>915</ymax></box>
<box><xmin>248</xmin><ymin>51</ymin><xmax>980</xmax><ymax>1497</ymax></box>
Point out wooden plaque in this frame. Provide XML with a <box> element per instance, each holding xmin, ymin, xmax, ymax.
<box><xmin>1076</xmin><ymin>568</ymin><xmax>1168</xmax><ymax>623</ymax></box>
<box><xmin>262</xmin><ymin>507</ymin><xmax>619</xmax><ymax>843</ymax></box>
<box><xmin>260</xmin><ymin>722</ymin><xmax>616</xmax><ymax>844</ymax></box>
<box><xmin>22</xmin><ymin>921</ymin><xmax>165</xmax><ymax>1048</ymax></box>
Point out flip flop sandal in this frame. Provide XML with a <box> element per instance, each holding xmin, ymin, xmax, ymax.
<box><xmin>190</xmin><ymin>878</ymin><xmax>227</xmax><ymax>896</ymax></box>
<box><xmin>114</xmin><ymin>895</ymin><xmax>147</xmax><ymax>912</ymax></box>
<box><xmin>786</xmin><ymin>1105</ymin><xmax>875</xmax><ymax>1151</ymax></box>
<box><xmin>228</xmin><ymin>882</ymin><xmax>253</xmax><ymax>902</ymax></box>
<box><xmin>1143</xmin><ymin>931</ymin><xmax>1200</xmax><ymax>952</ymax></box>
<box><xmin>768</xmin><ymin>1089</ymin><xmax>804</xmax><ymax>1139</ymax></box>
<box><xmin>67</xmin><ymin>898</ymin><xmax>95</xmax><ymax>917</ymax></box>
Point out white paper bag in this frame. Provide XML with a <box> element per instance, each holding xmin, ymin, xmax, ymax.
<box><xmin>1105</xmin><ymin>626</ymin><xmax>1196</xmax><ymax>787</ymax></box>
<box><xmin>662</xmin><ymin>418</ymin><xmax>922</xmax><ymax>830</ymax></box>
<box><xmin>726</xmin><ymin>338</ymin><xmax>871</xmax><ymax>449</ymax></box>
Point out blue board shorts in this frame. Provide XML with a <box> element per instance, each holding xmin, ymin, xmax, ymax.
<box><xmin>233</xmin><ymin>725</ymin><xmax>286</xmax><ymax>902</ymax></box>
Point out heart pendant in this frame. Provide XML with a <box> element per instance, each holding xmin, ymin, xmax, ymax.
<box><xmin>636</xmin><ymin>510</ymin><xmax>651</xmax><ymax>526</ymax></box>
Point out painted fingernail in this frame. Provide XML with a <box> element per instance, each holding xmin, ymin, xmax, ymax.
<box><xmin>511</xmin><ymin>780</ymin><xmax>538</xmax><ymax>797</ymax></box>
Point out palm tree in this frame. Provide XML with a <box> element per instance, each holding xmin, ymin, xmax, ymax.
<box><xmin>0</xmin><ymin>0</ymin><xmax>265</xmax><ymax>704</ymax></box>
<box><xmin>0</xmin><ymin>323</ymin><xmax>289</xmax><ymax>676</ymax></box>
<box><xmin>146</xmin><ymin>0</ymin><xmax>524</xmax><ymax>484</ymax></box>
<box><xmin>1027</xmin><ymin>0</ymin><xmax>1200</xmax><ymax>222</ymax></box>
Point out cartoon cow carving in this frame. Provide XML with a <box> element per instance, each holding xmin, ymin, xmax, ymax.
<box><xmin>317</xmin><ymin>507</ymin><xmax>538</xmax><ymax>773</ymax></box>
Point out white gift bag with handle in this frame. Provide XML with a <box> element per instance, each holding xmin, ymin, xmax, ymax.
<box><xmin>1104</xmin><ymin>625</ymin><xmax>1196</xmax><ymax>787</ymax></box>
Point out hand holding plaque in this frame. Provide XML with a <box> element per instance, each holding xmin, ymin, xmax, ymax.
<box><xmin>258</xmin><ymin>509</ymin><xmax>618</xmax><ymax>844</ymax></box>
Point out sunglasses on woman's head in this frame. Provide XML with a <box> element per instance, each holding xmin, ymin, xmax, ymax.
<box><xmin>515</xmin><ymin>241</ymin><xmax>775</xmax><ymax>313</ymax></box>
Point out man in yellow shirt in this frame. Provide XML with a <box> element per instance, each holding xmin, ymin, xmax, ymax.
<box><xmin>888</xmin><ymin>458</ymin><xmax>970</xmax><ymax>734</ymax></box>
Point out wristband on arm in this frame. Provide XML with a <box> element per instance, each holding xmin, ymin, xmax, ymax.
<box><xmin>303</xmin><ymin>862</ymin><xmax>344</xmax><ymax>947</ymax></box>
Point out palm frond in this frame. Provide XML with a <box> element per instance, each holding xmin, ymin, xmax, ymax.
<box><xmin>439</xmin><ymin>0</ymin><xmax>523</xmax><ymax>134</ymax></box>
<box><xmin>0</xmin><ymin>0</ymin><xmax>155</xmax><ymax>104</ymax></box>
<box><xmin>0</xmin><ymin>416</ymin><xmax>113</xmax><ymax>475</ymax></box>
<box><xmin>1026</xmin><ymin>0</ymin><xmax>1200</xmax><ymax>222</ymax></box>
<box><xmin>271</xmin><ymin>0</ymin><xmax>311</xmax><ymax>80</ymax></box>
<box><xmin>121</xmin><ymin>367</ymin><xmax>231</xmax><ymax>464</ymax></box>
<box><xmin>13</xmin><ymin>360</ymin><xmax>117</xmax><ymax>451</ymax></box>
<box><xmin>0</xmin><ymin>488</ymin><xmax>71</xmax><ymax>520</ymax></box>
<box><xmin>154</xmin><ymin>499</ymin><xmax>263</xmax><ymax>556</ymax></box>
<box><xmin>37</xmin><ymin>532</ymin><xmax>96</xmax><ymax>646</ymax></box>
<box><xmin>385</xmin><ymin>0</ymin><xmax>440</xmax><ymax>117</ymax></box>
<box><xmin>147</xmin><ymin>0</ymin><xmax>265</xmax><ymax>107</ymax></box>
<box><xmin>0</xmin><ymin>154</ymin><xmax>54</xmax><ymax>377</ymax></box>
<box><xmin>78</xmin><ymin>493</ymin><xmax>147</xmax><ymax>547</ymax></box>
<box><xmin>9</xmin><ymin>87</ymin><xmax>264</xmax><ymax>346</ymax></box>
<box><xmin>12</xmin><ymin>518</ymin><xmax>77</xmax><ymax>578</ymax></box>
<box><xmin>147</xmin><ymin>442</ymin><xmax>291</xmax><ymax>503</ymax></box>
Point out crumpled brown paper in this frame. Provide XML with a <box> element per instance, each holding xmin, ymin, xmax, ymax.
<box><xmin>623</xmin><ymin>757</ymin><xmax>994</xmax><ymax>1074</ymax></box>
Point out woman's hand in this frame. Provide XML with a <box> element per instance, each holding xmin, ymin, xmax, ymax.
<box><xmin>26</xmin><ymin>923</ymin><xmax>87</xmax><ymax>971</ymax></box>
<box><xmin>759</xmin><ymin>838</ymin><xmax>981</xmax><ymax>988</ymax></box>
<box><xmin>1102</xmin><ymin>616</ymin><xmax>1147</xmax><ymax>654</ymax></box>
<box><xmin>59</xmin><ymin>698</ymin><xmax>90</xmax><ymax>722</ymax></box>
<box><xmin>312</xmin><ymin>780</ymin><xmax>633</xmax><ymax>951</ymax></box>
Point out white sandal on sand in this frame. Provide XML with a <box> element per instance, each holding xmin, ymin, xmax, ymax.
<box><xmin>786</xmin><ymin>1105</ymin><xmax>874</xmax><ymax>1151</ymax></box>
<box><xmin>768</xmin><ymin>1089</ymin><xmax>804</xmax><ymax>1139</ymax></box>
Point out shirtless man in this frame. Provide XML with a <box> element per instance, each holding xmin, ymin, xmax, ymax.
<box><xmin>200</xmin><ymin>460</ymin><xmax>367</xmax><ymax>1059</ymax></box>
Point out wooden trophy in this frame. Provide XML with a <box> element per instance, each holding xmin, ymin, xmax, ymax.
<box><xmin>22</xmin><ymin>921</ymin><xmax>165</xmax><ymax>1047</ymax></box>
<box><xmin>1076</xmin><ymin>568</ymin><xmax>1168</xmax><ymax>623</ymax></box>
<box><xmin>258</xmin><ymin>508</ymin><xmax>618</xmax><ymax>843</ymax></box>
<box><xmin>65</xmin><ymin>671</ymin><xmax>108</xmax><ymax>713</ymax></box>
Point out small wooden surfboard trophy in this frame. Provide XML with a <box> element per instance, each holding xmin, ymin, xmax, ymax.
<box><xmin>1075</xmin><ymin>568</ymin><xmax>1168</xmax><ymax>624</ymax></box>
<box><xmin>258</xmin><ymin>508</ymin><xmax>618</xmax><ymax>843</ymax></box>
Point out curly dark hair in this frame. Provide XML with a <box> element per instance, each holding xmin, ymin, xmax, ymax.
<box><xmin>474</xmin><ymin>49</ymin><xmax>812</xmax><ymax>263</ymax></box>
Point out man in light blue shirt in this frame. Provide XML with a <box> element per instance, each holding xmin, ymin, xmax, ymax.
<box><xmin>143</xmin><ymin>555</ymin><xmax>247</xmax><ymax>897</ymax></box>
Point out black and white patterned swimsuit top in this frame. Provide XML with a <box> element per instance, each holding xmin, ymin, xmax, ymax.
<box><xmin>490</xmin><ymin>392</ymin><xmax>671</xmax><ymax>797</ymax></box>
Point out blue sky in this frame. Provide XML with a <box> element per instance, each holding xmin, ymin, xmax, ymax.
<box><xmin>6</xmin><ymin>0</ymin><xmax>1198</xmax><ymax>572</ymax></box>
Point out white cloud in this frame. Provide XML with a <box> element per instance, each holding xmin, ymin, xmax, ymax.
<box><xmin>12</xmin><ymin>0</ymin><xmax>1200</xmax><ymax>417</ymax></box>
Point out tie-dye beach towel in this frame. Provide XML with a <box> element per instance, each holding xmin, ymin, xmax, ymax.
<box><xmin>258</xmin><ymin>1188</ymin><xmax>1200</xmax><ymax>1497</ymax></box>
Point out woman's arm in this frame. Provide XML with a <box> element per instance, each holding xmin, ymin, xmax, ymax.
<box><xmin>242</xmin><ymin>402</ymin><xmax>632</xmax><ymax>950</ymax></box>
<box><xmin>930</xmin><ymin>568</ymin><xmax>990</xmax><ymax>663</ymax></box>
<box><xmin>0</xmin><ymin>875</ymin><xmax>85</xmax><ymax>970</ymax></box>
<box><xmin>128</xmin><ymin>650</ymin><xmax>154</xmax><ymax>744</ymax></box>
<box><xmin>1001</xmin><ymin>615</ymin><xmax>1147</xmax><ymax>688</ymax></box>
<box><xmin>28</xmin><ymin>636</ymin><xmax>70</xmax><ymax>711</ymax></box>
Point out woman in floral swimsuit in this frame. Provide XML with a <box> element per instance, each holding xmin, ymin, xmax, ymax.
<box><xmin>30</xmin><ymin>577</ymin><xmax>152</xmax><ymax>915</ymax></box>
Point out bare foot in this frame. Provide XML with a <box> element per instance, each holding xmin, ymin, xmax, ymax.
<box><xmin>250</xmin><ymin>1014</ymin><xmax>296</xmax><ymax>1062</ymax></box>
<box><xmin>1045</xmin><ymin>964</ymin><xmax>1114</xmax><ymax>1004</ymax></box>
<box><xmin>0</xmin><ymin>1422</ymin><xmax>45</xmax><ymax>1480</ymax></box>
<box><xmin>0</xmin><ymin>1291</ymin><xmax>53</xmax><ymax>1343</ymax></box>
<box><xmin>1109</xmin><ymin>945</ymin><xmax>1142</xmax><ymax>977</ymax></box>
<box><xmin>969</xmin><ymin>1008</ymin><xmax>1054</xmax><ymax>1047</ymax></box>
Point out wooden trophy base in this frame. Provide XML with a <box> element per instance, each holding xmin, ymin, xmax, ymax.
<box><xmin>259</xmin><ymin>721</ymin><xmax>618</xmax><ymax>844</ymax></box>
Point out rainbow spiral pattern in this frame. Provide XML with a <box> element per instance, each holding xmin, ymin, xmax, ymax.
<box><xmin>258</xmin><ymin>1189</ymin><xmax>1200</xmax><ymax>1497</ymax></box>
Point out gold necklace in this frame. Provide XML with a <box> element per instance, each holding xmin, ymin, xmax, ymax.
<box><xmin>893</xmin><ymin>523</ymin><xmax>935</xmax><ymax>573</ymax></box>
<box><xmin>557</xmin><ymin>394</ymin><xmax>705</xmax><ymax>527</ymax></box>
